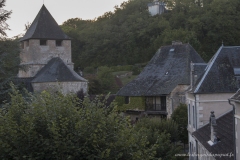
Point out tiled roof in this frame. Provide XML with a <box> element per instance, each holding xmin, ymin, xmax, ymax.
<box><xmin>117</xmin><ymin>44</ymin><xmax>204</xmax><ymax>96</ymax></box>
<box><xmin>192</xmin><ymin>111</ymin><xmax>234</xmax><ymax>160</ymax></box>
<box><xmin>194</xmin><ymin>46</ymin><xmax>240</xmax><ymax>94</ymax></box>
<box><xmin>32</xmin><ymin>57</ymin><xmax>87</xmax><ymax>83</ymax></box>
<box><xmin>20</xmin><ymin>5</ymin><xmax>70</xmax><ymax>41</ymax></box>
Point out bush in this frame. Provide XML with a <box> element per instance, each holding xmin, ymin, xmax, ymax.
<box><xmin>0</xmin><ymin>86</ymin><xmax>158</xmax><ymax>160</ymax></box>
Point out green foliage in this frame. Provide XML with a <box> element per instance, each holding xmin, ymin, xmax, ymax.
<box><xmin>0</xmin><ymin>86</ymin><xmax>160</xmax><ymax>160</ymax></box>
<box><xmin>111</xmin><ymin>65</ymin><xmax>133</xmax><ymax>72</ymax></box>
<box><xmin>134</xmin><ymin>118</ymin><xmax>183</xmax><ymax>160</ymax></box>
<box><xmin>88</xmin><ymin>66</ymin><xmax>117</xmax><ymax>94</ymax></box>
<box><xmin>132</xmin><ymin>65</ymin><xmax>141</xmax><ymax>75</ymax></box>
<box><xmin>0</xmin><ymin>85</ymin><xmax>185</xmax><ymax>159</ymax></box>
<box><xmin>115</xmin><ymin>96</ymin><xmax>145</xmax><ymax>111</ymax></box>
<box><xmin>171</xmin><ymin>103</ymin><xmax>188</xmax><ymax>145</ymax></box>
<box><xmin>61</xmin><ymin>0</ymin><xmax>240</xmax><ymax>68</ymax></box>
<box><xmin>0</xmin><ymin>39</ymin><xmax>20</xmax><ymax>106</ymax></box>
<box><xmin>0</xmin><ymin>0</ymin><xmax>12</xmax><ymax>37</ymax></box>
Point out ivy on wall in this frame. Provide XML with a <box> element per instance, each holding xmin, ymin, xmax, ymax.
<box><xmin>115</xmin><ymin>96</ymin><xmax>145</xmax><ymax>111</ymax></box>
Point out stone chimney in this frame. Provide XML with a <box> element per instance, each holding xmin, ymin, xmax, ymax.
<box><xmin>172</xmin><ymin>41</ymin><xmax>182</xmax><ymax>45</ymax></box>
<box><xmin>208</xmin><ymin>111</ymin><xmax>219</xmax><ymax>146</ymax></box>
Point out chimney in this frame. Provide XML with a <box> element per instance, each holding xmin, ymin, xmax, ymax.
<box><xmin>172</xmin><ymin>41</ymin><xmax>182</xmax><ymax>45</ymax></box>
<box><xmin>208</xmin><ymin>111</ymin><xmax>219</xmax><ymax>146</ymax></box>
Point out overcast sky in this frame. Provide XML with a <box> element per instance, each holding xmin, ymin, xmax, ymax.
<box><xmin>4</xmin><ymin>0</ymin><xmax>126</xmax><ymax>38</ymax></box>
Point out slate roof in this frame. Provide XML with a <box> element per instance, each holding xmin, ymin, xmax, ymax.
<box><xmin>20</xmin><ymin>5</ymin><xmax>70</xmax><ymax>41</ymax></box>
<box><xmin>229</xmin><ymin>89</ymin><xmax>240</xmax><ymax>102</ymax></box>
<box><xmin>32</xmin><ymin>57</ymin><xmax>87</xmax><ymax>83</ymax></box>
<box><xmin>117</xmin><ymin>44</ymin><xmax>205</xmax><ymax>96</ymax></box>
<box><xmin>194</xmin><ymin>46</ymin><xmax>240</xmax><ymax>94</ymax></box>
<box><xmin>192</xmin><ymin>111</ymin><xmax>234</xmax><ymax>160</ymax></box>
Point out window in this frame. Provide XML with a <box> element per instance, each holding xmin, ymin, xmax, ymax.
<box><xmin>188</xmin><ymin>104</ymin><xmax>191</xmax><ymax>124</ymax></box>
<box><xmin>146</xmin><ymin>96</ymin><xmax>166</xmax><ymax>111</ymax></box>
<box><xmin>192</xmin><ymin>105</ymin><xmax>197</xmax><ymax>129</ymax></box>
<box><xmin>125</xmin><ymin>96</ymin><xmax>129</xmax><ymax>104</ymax></box>
<box><xmin>56</xmin><ymin>40</ymin><xmax>63</xmax><ymax>46</ymax></box>
<box><xmin>40</xmin><ymin>40</ymin><xmax>47</xmax><ymax>46</ymax></box>
<box><xmin>193</xmin><ymin>106</ymin><xmax>195</xmax><ymax>128</ymax></box>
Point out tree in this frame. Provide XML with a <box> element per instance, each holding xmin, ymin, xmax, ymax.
<box><xmin>0</xmin><ymin>0</ymin><xmax>11</xmax><ymax>36</ymax></box>
<box><xmin>0</xmin><ymin>39</ymin><xmax>20</xmax><ymax>106</ymax></box>
<box><xmin>134</xmin><ymin>117</ymin><xmax>184</xmax><ymax>160</ymax></box>
<box><xmin>171</xmin><ymin>103</ymin><xmax>188</xmax><ymax>151</ymax></box>
<box><xmin>0</xmin><ymin>86</ymin><xmax>157</xmax><ymax>159</ymax></box>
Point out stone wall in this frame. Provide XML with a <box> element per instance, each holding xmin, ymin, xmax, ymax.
<box><xmin>19</xmin><ymin>39</ymin><xmax>73</xmax><ymax>78</ymax></box>
<box><xmin>32</xmin><ymin>81</ymin><xmax>88</xmax><ymax>95</ymax></box>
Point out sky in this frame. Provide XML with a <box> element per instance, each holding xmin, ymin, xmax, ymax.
<box><xmin>4</xmin><ymin>0</ymin><xmax>127</xmax><ymax>38</ymax></box>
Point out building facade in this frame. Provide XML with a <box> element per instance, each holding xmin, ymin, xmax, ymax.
<box><xmin>18</xmin><ymin>5</ymin><xmax>88</xmax><ymax>94</ymax></box>
<box><xmin>117</xmin><ymin>41</ymin><xmax>205</xmax><ymax>119</ymax></box>
<box><xmin>187</xmin><ymin>46</ymin><xmax>240</xmax><ymax>159</ymax></box>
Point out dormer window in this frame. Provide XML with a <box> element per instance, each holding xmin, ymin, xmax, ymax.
<box><xmin>56</xmin><ymin>40</ymin><xmax>63</xmax><ymax>46</ymax></box>
<box><xmin>40</xmin><ymin>40</ymin><xmax>47</xmax><ymax>46</ymax></box>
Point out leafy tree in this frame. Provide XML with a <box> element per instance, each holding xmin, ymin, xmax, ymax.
<box><xmin>0</xmin><ymin>85</ymin><xmax>187</xmax><ymax>159</ymax></box>
<box><xmin>0</xmin><ymin>39</ymin><xmax>20</xmax><ymax>106</ymax></box>
<box><xmin>171</xmin><ymin>103</ymin><xmax>188</xmax><ymax>151</ymax></box>
<box><xmin>0</xmin><ymin>0</ymin><xmax>11</xmax><ymax>36</ymax></box>
<box><xmin>134</xmin><ymin>117</ymin><xmax>184</xmax><ymax>160</ymax></box>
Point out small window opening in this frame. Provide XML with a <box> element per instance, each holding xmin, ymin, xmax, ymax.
<box><xmin>125</xmin><ymin>96</ymin><xmax>130</xmax><ymax>104</ymax></box>
<box><xmin>56</xmin><ymin>40</ymin><xmax>63</xmax><ymax>46</ymax></box>
<box><xmin>40</xmin><ymin>40</ymin><xmax>47</xmax><ymax>46</ymax></box>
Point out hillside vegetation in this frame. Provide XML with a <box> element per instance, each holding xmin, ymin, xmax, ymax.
<box><xmin>61</xmin><ymin>0</ymin><xmax>240</xmax><ymax>69</ymax></box>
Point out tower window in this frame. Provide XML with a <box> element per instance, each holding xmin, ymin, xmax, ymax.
<box><xmin>40</xmin><ymin>40</ymin><xmax>47</xmax><ymax>46</ymax></box>
<box><xmin>56</xmin><ymin>40</ymin><xmax>63</xmax><ymax>46</ymax></box>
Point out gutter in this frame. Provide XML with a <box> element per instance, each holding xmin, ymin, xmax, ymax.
<box><xmin>228</xmin><ymin>99</ymin><xmax>236</xmax><ymax>160</ymax></box>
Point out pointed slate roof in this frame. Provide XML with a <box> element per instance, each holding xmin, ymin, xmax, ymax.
<box><xmin>194</xmin><ymin>46</ymin><xmax>240</xmax><ymax>94</ymax></box>
<box><xmin>117</xmin><ymin>43</ymin><xmax>205</xmax><ymax>96</ymax></box>
<box><xmin>192</xmin><ymin>111</ymin><xmax>234</xmax><ymax>160</ymax></box>
<box><xmin>20</xmin><ymin>5</ymin><xmax>70</xmax><ymax>41</ymax></box>
<box><xmin>31</xmin><ymin>57</ymin><xmax>87</xmax><ymax>83</ymax></box>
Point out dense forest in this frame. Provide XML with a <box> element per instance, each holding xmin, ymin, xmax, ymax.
<box><xmin>61</xmin><ymin>0</ymin><xmax>240</xmax><ymax>69</ymax></box>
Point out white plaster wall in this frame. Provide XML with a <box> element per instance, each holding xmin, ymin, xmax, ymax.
<box><xmin>167</xmin><ymin>84</ymin><xmax>189</xmax><ymax>118</ymax></box>
<box><xmin>32</xmin><ymin>81</ymin><xmax>88</xmax><ymax>95</ymax></box>
<box><xmin>234</xmin><ymin>102</ymin><xmax>240</xmax><ymax>159</ymax></box>
<box><xmin>198</xmin><ymin>93</ymin><xmax>233</xmax><ymax>128</ymax></box>
<box><xmin>187</xmin><ymin>92</ymin><xmax>233</xmax><ymax>132</ymax></box>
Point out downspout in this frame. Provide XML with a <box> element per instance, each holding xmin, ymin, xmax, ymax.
<box><xmin>194</xmin><ymin>93</ymin><xmax>198</xmax><ymax>130</ymax></box>
<box><xmin>228</xmin><ymin>99</ymin><xmax>236</xmax><ymax>160</ymax></box>
<box><xmin>170</xmin><ymin>97</ymin><xmax>173</xmax><ymax>115</ymax></box>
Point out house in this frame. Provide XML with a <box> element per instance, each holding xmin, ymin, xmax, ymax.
<box><xmin>191</xmin><ymin>110</ymin><xmax>234</xmax><ymax>160</ymax></box>
<box><xmin>187</xmin><ymin>46</ymin><xmax>240</xmax><ymax>159</ymax></box>
<box><xmin>17</xmin><ymin>5</ymin><xmax>88</xmax><ymax>94</ymax></box>
<box><xmin>148</xmin><ymin>0</ymin><xmax>166</xmax><ymax>16</ymax></box>
<box><xmin>229</xmin><ymin>89</ymin><xmax>240</xmax><ymax>159</ymax></box>
<box><xmin>116</xmin><ymin>41</ymin><xmax>205</xmax><ymax>119</ymax></box>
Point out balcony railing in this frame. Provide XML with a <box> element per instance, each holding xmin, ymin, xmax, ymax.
<box><xmin>146</xmin><ymin>104</ymin><xmax>166</xmax><ymax>111</ymax></box>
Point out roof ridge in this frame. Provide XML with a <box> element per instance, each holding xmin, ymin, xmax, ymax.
<box><xmin>194</xmin><ymin>46</ymin><xmax>223</xmax><ymax>93</ymax></box>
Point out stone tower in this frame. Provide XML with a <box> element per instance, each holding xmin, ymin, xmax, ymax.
<box><xmin>18</xmin><ymin>5</ymin><xmax>88</xmax><ymax>94</ymax></box>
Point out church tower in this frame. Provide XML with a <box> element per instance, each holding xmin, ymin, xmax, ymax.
<box><xmin>18</xmin><ymin>5</ymin><xmax>88</xmax><ymax>94</ymax></box>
